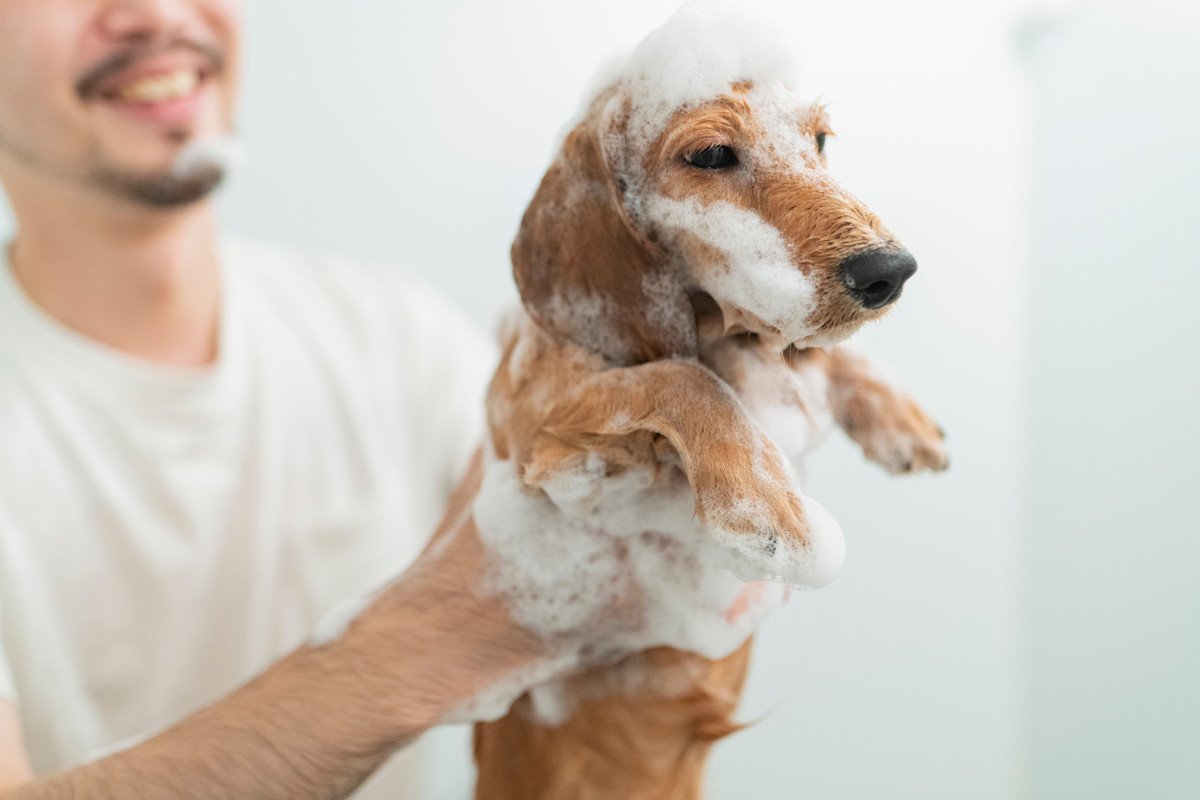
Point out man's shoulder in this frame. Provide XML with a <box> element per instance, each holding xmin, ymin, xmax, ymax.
<box><xmin>225</xmin><ymin>239</ymin><xmax>485</xmax><ymax>347</ymax></box>
<box><xmin>225</xmin><ymin>239</ymin><xmax>437</xmax><ymax>316</ymax></box>
<box><xmin>224</xmin><ymin>238</ymin><xmax>495</xmax><ymax>380</ymax></box>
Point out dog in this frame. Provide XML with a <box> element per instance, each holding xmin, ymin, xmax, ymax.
<box><xmin>466</xmin><ymin>5</ymin><xmax>948</xmax><ymax>798</ymax></box>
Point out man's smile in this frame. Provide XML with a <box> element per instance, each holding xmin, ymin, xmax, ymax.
<box><xmin>110</xmin><ymin>67</ymin><xmax>201</xmax><ymax>104</ymax></box>
<box><xmin>76</xmin><ymin>45</ymin><xmax>222</xmax><ymax>128</ymax></box>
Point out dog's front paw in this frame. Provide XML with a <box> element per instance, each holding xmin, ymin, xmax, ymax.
<box><xmin>838</xmin><ymin>390</ymin><xmax>949</xmax><ymax>476</ymax></box>
<box><xmin>692</xmin><ymin>434</ymin><xmax>844</xmax><ymax>589</ymax></box>
<box><xmin>861</xmin><ymin>412</ymin><xmax>948</xmax><ymax>476</ymax></box>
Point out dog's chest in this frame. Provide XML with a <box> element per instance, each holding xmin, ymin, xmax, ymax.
<box><xmin>472</xmin><ymin>346</ymin><xmax>831</xmax><ymax>675</ymax></box>
<box><xmin>706</xmin><ymin>344</ymin><xmax>837</xmax><ymax>469</ymax></box>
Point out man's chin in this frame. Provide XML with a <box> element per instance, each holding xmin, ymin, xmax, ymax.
<box><xmin>89</xmin><ymin>135</ymin><xmax>241</xmax><ymax>209</ymax></box>
<box><xmin>91</xmin><ymin>162</ymin><xmax>224</xmax><ymax>209</ymax></box>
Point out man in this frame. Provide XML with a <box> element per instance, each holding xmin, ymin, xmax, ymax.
<box><xmin>0</xmin><ymin>1</ymin><xmax>551</xmax><ymax>796</ymax></box>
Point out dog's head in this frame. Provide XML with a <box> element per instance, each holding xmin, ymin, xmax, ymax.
<box><xmin>513</xmin><ymin>4</ymin><xmax>914</xmax><ymax>364</ymax></box>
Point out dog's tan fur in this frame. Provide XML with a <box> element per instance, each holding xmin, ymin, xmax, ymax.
<box><xmin>474</xmin><ymin>644</ymin><xmax>752</xmax><ymax>800</ymax></box>
<box><xmin>472</xmin><ymin>78</ymin><xmax>947</xmax><ymax>799</ymax></box>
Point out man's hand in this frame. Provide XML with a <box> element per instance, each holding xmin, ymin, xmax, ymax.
<box><xmin>331</xmin><ymin>449</ymin><xmax>554</xmax><ymax>727</ymax></box>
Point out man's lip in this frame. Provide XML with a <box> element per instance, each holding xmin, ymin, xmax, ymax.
<box><xmin>76</xmin><ymin>41</ymin><xmax>223</xmax><ymax>101</ymax></box>
<box><xmin>103</xmin><ymin>85</ymin><xmax>207</xmax><ymax>128</ymax></box>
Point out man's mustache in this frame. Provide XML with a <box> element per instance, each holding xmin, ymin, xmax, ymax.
<box><xmin>75</xmin><ymin>39</ymin><xmax>225</xmax><ymax>100</ymax></box>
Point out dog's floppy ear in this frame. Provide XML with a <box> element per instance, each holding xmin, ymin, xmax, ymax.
<box><xmin>512</xmin><ymin>99</ymin><xmax>696</xmax><ymax>365</ymax></box>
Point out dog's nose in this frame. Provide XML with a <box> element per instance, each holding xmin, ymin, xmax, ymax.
<box><xmin>839</xmin><ymin>249</ymin><xmax>917</xmax><ymax>309</ymax></box>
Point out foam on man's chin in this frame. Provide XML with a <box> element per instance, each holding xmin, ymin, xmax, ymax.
<box><xmin>170</xmin><ymin>135</ymin><xmax>244</xmax><ymax>180</ymax></box>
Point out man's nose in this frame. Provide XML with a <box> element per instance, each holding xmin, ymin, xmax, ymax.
<box><xmin>839</xmin><ymin>249</ymin><xmax>918</xmax><ymax>309</ymax></box>
<box><xmin>98</xmin><ymin>0</ymin><xmax>184</xmax><ymax>41</ymax></box>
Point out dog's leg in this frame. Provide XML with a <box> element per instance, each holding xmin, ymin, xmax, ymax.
<box><xmin>824</xmin><ymin>347</ymin><xmax>949</xmax><ymax>474</ymax></box>
<box><xmin>474</xmin><ymin>644</ymin><xmax>753</xmax><ymax>800</ymax></box>
<box><xmin>523</xmin><ymin>360</ymin><xmax>824</xmax><ymax>575</ymax></box>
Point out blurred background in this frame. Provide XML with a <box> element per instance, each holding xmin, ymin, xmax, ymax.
<box><xmin>5</xmin><ymin>0</ymin><xmax>1196</xmax><ymax>797</ymax></box>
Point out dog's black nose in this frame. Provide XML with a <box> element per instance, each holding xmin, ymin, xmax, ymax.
<box><xmin>839</xmin><ymin>249</ymin><xmax>917</xmax><ymax>309</ymax></box>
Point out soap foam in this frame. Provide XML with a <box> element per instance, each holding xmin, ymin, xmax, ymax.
<box><xmin>473</xmin><ymin>456</ymin><xmax>793</xmax><ymax>655</ymax></box>
<box><xmin>710</xmin><ymin>493</ymin><xmax>844</xmax><ymax>590</ymax></box>
<box><xmin>645</xmin><ymin>196</ymin><xmax>819</xmax><ymax>346</ymax></box>
<box><xmin>726</xmin><ymin>346</ymin><xmax>836</xmax><ymax>464</ymax></box>
<box><xmin>443</xmin><ymin>654</ymin><xmax>580</xmax><ymax>725</ymax></box>
<box><xmin>614</xmin><ymin>0</ymin><xmax>799</xmax><ymax>158</ymax></box>
<box><xmin>465</xmin><ymin>439</ymin><xmax>843</xmax><ymax>724</ymax></box>
<box><xmin>542</xmin><ymin>286</ymin><xmax>636</xmax><ymax>366</ymax></box>
<box><xmin>170</xmin><ymin>135</ymin><xmax>245</xmax><ymax>180</ymax></box>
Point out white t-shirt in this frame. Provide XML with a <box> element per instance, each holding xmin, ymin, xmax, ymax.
<box><xmin>0</xmin><ymin>240</ymin><xmax>494</xmax><ymax>797</ymax></box>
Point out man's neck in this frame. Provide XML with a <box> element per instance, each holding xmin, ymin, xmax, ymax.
<box><xmin>8</xmin><ymin>200</ymin><xmax>222</xmax><ymax>368</ymax></box>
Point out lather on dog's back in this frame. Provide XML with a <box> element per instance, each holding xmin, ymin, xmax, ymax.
<box><xmin>467</xmin><ymin>5</ymin><xmax>948</xmax><ymax>798</ymax></box>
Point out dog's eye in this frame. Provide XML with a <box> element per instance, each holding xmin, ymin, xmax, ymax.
<box><xmin>686</xmin><ymin>145</ymin><xmax>738</xmax><ymax>170</ymax></box>
<box><xmin>816</xmin><ymin>132</ymin><xmax>827</xmax><ymax>153</ymax></box>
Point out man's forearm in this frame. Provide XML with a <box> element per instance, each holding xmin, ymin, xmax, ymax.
<box><xmin>6</xmin><ymin>585</ymin><xmax>538</xmax><ymax>800</ymax></box>
<box><xmin>5</xmin><ymin>628</ymin><xmax>418</xmax><ymax>800</ymax></box>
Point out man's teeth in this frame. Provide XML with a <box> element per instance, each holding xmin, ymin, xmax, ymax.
<box><xmin>116</xmin><ymin>70</ymin><xmax>199</xmax><ymax>103</ymax></box>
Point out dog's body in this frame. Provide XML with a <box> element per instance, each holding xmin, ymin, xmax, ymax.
<box><xmin>467</xmin><ymin>6</ymin><xmax>947</xmax><ymax>798</ymax></box>
<box><xmin>471</xmin><ymin>315</ymin><xmax>944</xmax><ymax>800</ymax></box>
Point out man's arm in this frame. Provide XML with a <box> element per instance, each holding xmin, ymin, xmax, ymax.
<box><xmin>0</xmin><ymin>701</ymin><xmax>32</xmax><ymax>791</ymax></box>
<box><xmin>2</xmin><ymin>455</ymin><xmax>547</xmax><ymax>800</ymax></box>
<box><xmin>5</xmin><ymin>638</ymin><xmax>405</xmax><ymax>800</ymax></box>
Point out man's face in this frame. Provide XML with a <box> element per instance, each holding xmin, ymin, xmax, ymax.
<box><xmin>0</xmin><ymin>0</ymin><xmax>242</xmax><ymax>209</ymax></box>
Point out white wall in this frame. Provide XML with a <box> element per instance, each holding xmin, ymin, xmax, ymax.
<box><xmin>1021</xmin><ymin>4</ymin><xmax>1200</xmax><ymax>798</ymax></box>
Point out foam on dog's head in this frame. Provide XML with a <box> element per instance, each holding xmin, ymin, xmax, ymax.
<box><xmin>593</xmin><ymin>3</ymin><xmax>870</xmax><ymax>351</ymax></box>
<box><xmin>614</xmin><ymin>1</ymin><xmax>798</xmax><ymax>155</ymax></box>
